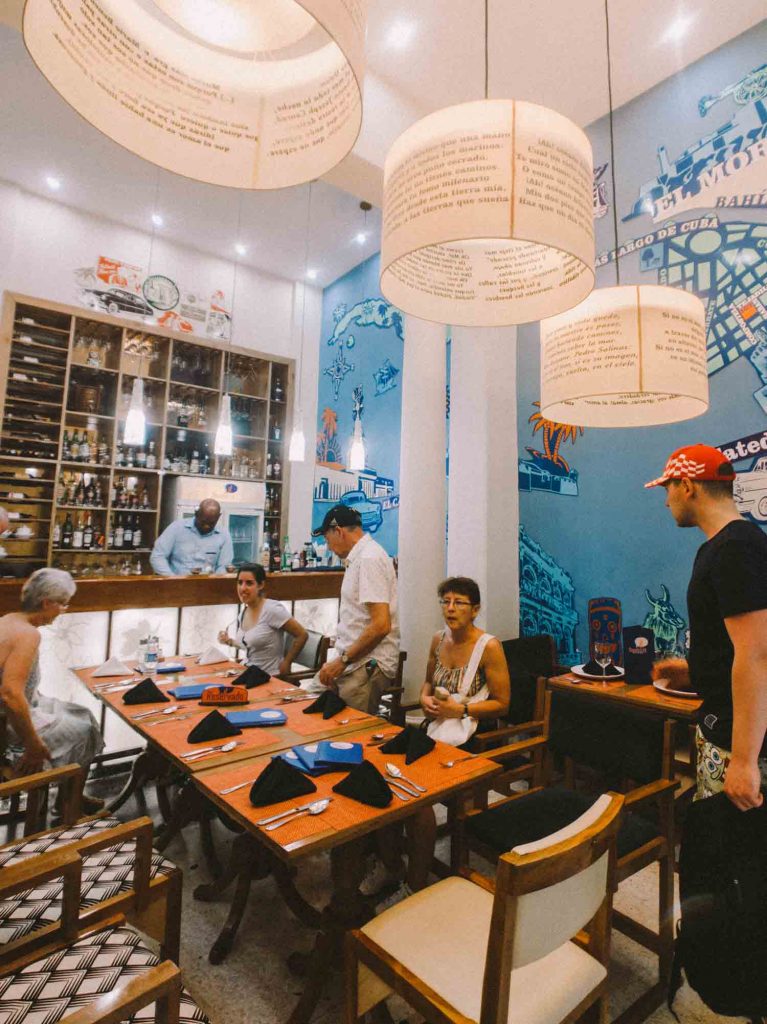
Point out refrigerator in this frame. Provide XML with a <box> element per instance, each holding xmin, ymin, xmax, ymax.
<box><xmin>160</xmin><ymin>476</ymin><xmax>266</xmax><ymax>566</ymax></box>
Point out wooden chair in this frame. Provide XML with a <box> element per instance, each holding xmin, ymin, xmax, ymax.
<box><xmin>279</xmin><ymin>629</ymin><xmax>331</xmax><ymax>682</ymax></box>
<box><xmin>0</xmin><ymin>766</ymin><xmax>182</xmax><ymax>963</ymax></box>
<box><xmin>345</xmin><ymin>791</ymin><xmax>624</xmax><ymax>1024</ymax></box>
<box><xmin>0</xmin><ymin>846</ymin><xmax>206</xmax><ymax>1024</ymax></box>
<box><xmin>377</xmin><ymin>651</ymin><xmax>407</xmax><ymax>726</ymax></box>
<box><xmin>457</xmin><ymin>690</ymin><xmax>679</xmax><ymax>1024</ymax></box>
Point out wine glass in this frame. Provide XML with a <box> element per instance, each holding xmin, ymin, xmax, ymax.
<box><xmin>594</xmin><ymin>642</ymin><xmax>612</xmax><ymax>684</ymax></box>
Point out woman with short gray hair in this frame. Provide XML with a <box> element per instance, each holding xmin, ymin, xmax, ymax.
<box><xmin>0</xmin><ymin>569</ymin><xmax>103</xmax><ymax>808</ymax></box>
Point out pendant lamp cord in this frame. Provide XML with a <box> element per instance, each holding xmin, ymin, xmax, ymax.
<box><xmin>484</xmin><ymin>0</ymin><xmax>489</xmax><ymax>100</ymax></box>
<box><xmin>229</xmin><ymin>193</ymin><xmax>244</xmax><ymax>364</ymax></box>
<box><xmin>297</xmin><ymin>181</ymin><xmax>314</xmax><ymax>414</ymax></box>
<box><xmin>604</xmin><ymin>0</ymin><xmax>621</xmax><ymax>286</ymax></box>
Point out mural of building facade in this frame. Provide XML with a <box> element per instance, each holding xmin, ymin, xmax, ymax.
<box><xmin>517</xmin><ymin>24</ymin><xmax>767</xmax><ymax>656</ymax></box>
<box><xmin>519</xmin><ymin>526</ymin><xmax>579</xmax><ymax>663</ymax></box>
<box><xmin>313</xmin><ymin>255</ymin><xmax>403</xmax><ymax>555</ymax></box>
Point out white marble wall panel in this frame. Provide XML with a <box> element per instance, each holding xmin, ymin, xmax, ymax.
<box><xmin>293</xmin><ymin>599</ymin><xmax>340</xmax><ymax>638</ymax></box>
<box><xmin>110</xmin><ymin>607</ymin><xmax>179</xmax><ymax>661</ymax></box>
<box><xmin>38</xmin><ymin>612</ymin><xmax>108</xmax><ymax>710</ymax></box>
<box><xmin>179</xmin><ymin>604</ymin><xmax>239</xmax><ymax>656</ymax></box>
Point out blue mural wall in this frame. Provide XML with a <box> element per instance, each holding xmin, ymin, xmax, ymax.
<box><xmin>518</xmin><ymin>25</ymin><xmax>767</xmax><ymax>664</ymax></box>
<box><xmin>313</xmin><ymin>254</ymin><xmax>403</xmax><ymax>555</ymax></box>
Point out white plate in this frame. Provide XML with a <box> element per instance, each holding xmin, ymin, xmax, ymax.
<box><xmin>652</xmin><ymin>678</ymin><xmax>700</xmax><ymax>699</ymax></box>
<box><xmin>571</xmin><ymin>664</ymin><xmax>625</xmax><ymax>681</ymax></box>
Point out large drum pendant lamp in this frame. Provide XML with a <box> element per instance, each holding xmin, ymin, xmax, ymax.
<box><xmin>22</xmin><ymin>0</ymin><xmax>366</xmax><ymax>189</ymax></box>
<box><xmin>380</xmin><ymin>98</ymin><xmax>595</xmax><ymax>326</ymax></box>
<box><xmin>540</xmin><ymin>285</ymin><xmax>708</xmax><ymax>428</ymax></box>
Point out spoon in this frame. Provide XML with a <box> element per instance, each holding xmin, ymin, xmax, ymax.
<box><xmin>264</xmin><ymin>798</ymin><xmax>331</xmax><ymax>831</ymax></box>
<box><xmin>385</xmin><ymin>763</ymin><xmax>427</xmax><ymax>793</ymax></box>
<box><xmin>182</xmin><ymin>740</ymin><xmax>239</xmax><ymax>760</ymax></box>
<box><xmin>440</xmin><ymin>755</ymin><xmax>476</xmax><ymax>768</ymax></box>
<box><xmin>131</xmin><ymin>704</ymin><xmax>179</xmax><ymax>720</ymax></box>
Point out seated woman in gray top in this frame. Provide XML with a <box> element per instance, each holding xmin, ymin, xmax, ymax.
<box><xmin>0</xmin><ymin>568</ymin><xmax>104</xmax><ymax>809</ymax></box>
<box><xmin>218</xmin><ymin>564</ymin><xmax>308</xmax><ymax>677</ymax></box>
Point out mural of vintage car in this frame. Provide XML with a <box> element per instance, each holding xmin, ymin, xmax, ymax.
<box><xmin>340</xmin><ymin>489</ymin><xmax>383</xmax><ymax>533</ymax></box>
<box><xmin>734</xmin><ymin>457</ymin><xmax>767</xmax><ymax>522</ymax></box>
<box><xmin>82</xmin><ymin>286</ymin><xmax>154</xmax><ymax>317</ymax></box>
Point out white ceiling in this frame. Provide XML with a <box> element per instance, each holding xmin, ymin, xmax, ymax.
<box><xmin>0</xmin><ymin>0</ymin><xmax>764</xmax><ymax>288</ymax></box>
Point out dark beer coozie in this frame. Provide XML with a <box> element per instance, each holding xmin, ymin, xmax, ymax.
<box><xmin>622</xmin><ymin>626</ymin><xmax>655</xmax><ymax>685</ymax></box>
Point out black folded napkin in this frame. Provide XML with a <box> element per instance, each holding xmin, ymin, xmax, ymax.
<box><xmin>122</xmin><ymin>677</ymin><xmax>170</xmax><ymax>705</ymax></box>
<box><xmin>187</xmin><ymin>709</ymin><xmax>242</xmax><ymax>743</ymax></box>
<box><xmin>380</xmin><ymin>725</ymin><xmax>435</xmax><ymax>765</ymax></box>
<box><xmin>249</xmin><ymin>756</ymin><xmax>317</xmax><ymax>807</ymax></box>
<box><xmin>332</xmin><ymin>760</ymin><xmax>393</xmax><ymax>808</ymax></box>
<box><xmin>302</xmin><ymin>689</ymin><xmax>346</xmax><ymax>720</ymax></box>
<box><xmin>584</xmin><ymin>659</ymin><xmax>621</xmax><ymax>677</ymax></box>
<box><xmin>233</xmin><ymin>664</ymin><xmax>272</xmax><ymax>688</ymax></box>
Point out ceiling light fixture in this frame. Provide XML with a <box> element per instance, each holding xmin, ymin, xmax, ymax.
<box><xmin>289</xmin><ymin>182</ymin><xmax>315</xmax><ymax>463</ymax></box>
<box><xmin>151</xmin><ymin>212</ymin><xmax>163</xmax><ymax>227</ymax></box>
<box><xmin>23</xmin><ymin>0</ymin><xmax>367</xmax><ymax>189</ymax></box>
<box><xmin>306</xmin><ymin>268</ymin><xmax>318</xmax><ymax>281</ymax></box>
<box><xmin>386</xmin><ymin>19</ymin><xmax>416</xmax><ymax>50</ymax></box>
<box><xmin>539</xmin><ymin>0</ymin><xmax>707</xmax><ymax>428</ymax></box>
<box><xmin>379</xmin><ymin>0</ymin><xmax>595</xmax><ymax>327</ymax></box>
<box><xmin>45</xmin><ymin>175</ymin><xmax>61</xmax><ymax>191</ymax></box>
<box><xmin>355</xmin><ymin>232</ymin><xmax>367</xmax><ymax>245</ymax></box>
<box><xmin>234</xmin><ymin>243</ymin><xmax>247</xmax><ymax>257</ymax></box>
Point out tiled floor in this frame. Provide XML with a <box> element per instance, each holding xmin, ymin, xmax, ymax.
<box><xmin>86</xmin><ymin>775</ymin><xmax>736</xmax><ymax>1024</ymax></box>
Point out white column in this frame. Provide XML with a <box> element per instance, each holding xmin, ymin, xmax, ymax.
<box><xmin>286</xmin><ymin>281</ymin><xmax>322</xmax><ymax>549</ymax></box>
<box><xmin>447</xmin><ymin>327</ymin><xmax>519</xmax><ymax>638</ymax></box>
<box><xmin>397</xmin><ymin>316</ymin><xmax>448</xmax><ymax>700</ymax></box>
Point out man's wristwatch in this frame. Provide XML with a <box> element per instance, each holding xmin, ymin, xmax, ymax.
<box><xmin>339</xmin><ymin>651</ymin><xmax>350</xmax><ymax>666</ymax></box>
<box><xmin>461</xmin><ymin>705</ymin><xmax>469</xmax><ymax>719</ymax></box>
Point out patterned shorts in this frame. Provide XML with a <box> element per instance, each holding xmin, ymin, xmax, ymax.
<box><xmin>695</xmin><ymin>726</ymin><xmax>767</xmax><ymax>800</ymax></box>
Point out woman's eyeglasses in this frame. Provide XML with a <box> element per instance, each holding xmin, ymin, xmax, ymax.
<box><xmin>438</xmin><ymin>599</ymin><xmax>473</xmax><ymax>608</ymax></box>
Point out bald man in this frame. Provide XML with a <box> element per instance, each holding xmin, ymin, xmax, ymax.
<box><xmin>150</xmin><ymin>498</ymin><xmax>234</xmax><ymax>576</ymax></box>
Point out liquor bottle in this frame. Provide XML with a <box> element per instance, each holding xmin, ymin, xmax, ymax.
<box><xmin>124</xmin><ymin>445</ymin><xmax>134</xmax><ymax>468</ymax></box>
<box><xmin>202</xmin><ymin>443</ymin><xmax>211</xmax><ymax>475</ymax></box>
<box><xmin>146</xmin><ymin>441</ymin><xmax>157</xmax><ymax>469</ymax></box>
<box><xmin>281</xmin><ymin>534</ymin><xmax>291</xmax><ymax>571</ymax></box>
<box><xmin>114</xmin><ymin>514</ymin><xmax>124</xmax><ymax>549</ymax></box>
<box><xmin>107</xmin><ymin>520</ymin><xmax>114</xmax><ymax>549</ymax></box>
<box><xmin>190</xmin><ymin>450</ymin><xmax>200</xmax><ymax>474</ymax></box>
<box><xmin>66</xmin><ymin>479</ymin><xmax>76</xmax><ymax>505</ymax></box>
<box><xmin>162</xmin><ymin>450</ymin><xmax>172</xmax><ymax>471</ymax></box>
<box><xmin>141</xmin><ymin>489</ymin><xmax>150</xmax><ymax>509</ymax></box>
<box><xmin>85</xmin><ymin>480</ymin><xmax>96</xmax><ymax>506</ymax></box>
<box><xmin>123</xmin><ymin>515</ymin><xmax>133</xmax><ymax>548</ymax></box>
<box><xmin>132</xmin><ymin>516</ymin><xmax>142</xmax><ymax>548</ymax></box>
<box><xmin>94</xmin><ymin>480</ymin><xmax>103</xmax><ymax>506</ymax></box>
<box><xmin>61</xmin><ymin>430</ymin><xmax>70</xmax><ymax>460</ymax></box>
<box><xmin>79</xmin><ymin>432</ymin><xmax>91</xmax><ymax>463</ymax></box>
<box><xmin>291</xmin><ymin>550</ymin><xmax>300</xmax><ymax>571</ymax></box>
<box><xmin>272</xmin><ymin>378</ymin><xmax>284</xmax><ymax>402</ymax></box>
<box><xmin>266</xmin><ymin>452</ymin><xmax>273</xmax><ymax>479</ymax></box>
<box><xmin>273</xmin><ymin>457</ymin><xmax>281</xmax><ymax>479</ymax></box>
<box><xmin>260</xmin><ymin>539</ymin><xmax>271</xmax><ymax>570</ymax></box>
<box><xmin>75</xmin><ymin>479</ymin><xmax>85</xmax><ymax>505</ymax></box>
<box><xmin>114</xmin><ymin>440</ymin><xmax>124</xmax><ymax>467</ymax></box>
<box><xmin>264</xmin><ymin>488</ymin><xmax>271</xmax><ymax>515</ymax></box>
<box><xmin>52</xmin><ymin>520</ymin><xmax>61</xmax><ymax>546</ymax></box>
<box><xmin>70</xmin><ymin>430</ymin><xmax>80</xmax><ymax>461</ymax></box>
<box><xmin>270</xmin><ymin>531</ymin><xmax>280</xmax><ymax>572</ymax></box>
<box><xmin>83</xmin><ymin>514</ymin><xmax>93</xmax><ymax>550</ymax></box>
<box><xmin>98</xmin><ymin>440</ymin><xmax>110</xmax><ymax>466</ymax></box>
<box><xmin>62</xmin><ymin>513</ymin><xmax>73</xmax><ymax>548</ymax></box>
<box><xmin>136</xmin><ymin>444</ymin><xmax>147</xmax><ymax>468</ymax></box>
<box><xmin>72</xmin><ymin>515</ymin><xmax>84</xmax><ymax>549</ymax></box>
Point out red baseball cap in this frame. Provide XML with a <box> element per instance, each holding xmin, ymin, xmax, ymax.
<box><xmin>644</xmin><ymin>444</ymin><xmax>736</xmax><ymax>489</ymax></box>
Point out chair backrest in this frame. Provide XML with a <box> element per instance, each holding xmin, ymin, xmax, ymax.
<box><xmin>283</xmin><ymin>629</ymin><xmax>330</xmax><ymax>671</ymax></box>
<box><xmin>480</xmin><ymin>792</ymin><xmax>623</xmax><ymax>1024</ymax></box>
<box><xmin>502</xmin><ymin>635</ymin><xmax>556</xmax><ymax>725</ymax></box>
<box><xmin>549</xmin><ymin>690</ymin><xmax>672</xmax><ymax>784</ymax></box>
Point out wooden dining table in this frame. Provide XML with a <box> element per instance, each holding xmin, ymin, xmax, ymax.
<box><xmin>547</xmin><ymin>671</ymin><xmax>702</xmax><ymax>721</ymax></box>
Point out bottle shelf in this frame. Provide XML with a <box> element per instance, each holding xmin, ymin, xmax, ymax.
<box><xmin>0</xmin><ymin>455</ymin><xmax>58</xmax><ymax>465</ymax></box>
<box><xmin>13</xmin><ymin>336</ymin><xmax>69</xmax><ymax>355</ymax></box>
<box><xmin>110</xmin><ymin>507</ymin><xmax>157</xmax><ymax>514</ymax></box>
<box><xmin>56</xmin><ymin>505</ymin><xmax>109</xmax><ymax>512</ymax></box>
<box><xmin>0</xmin><ymin>496</ymin><xmax>54</xmax><ymax>504</ymax></box>
<box><xmin>113</xmin><ymin>465</ymin><xmax>160</xmax><ymax>474</ymax></box>
<box><xmin>70</xmin><ymin>361</ymin><xmax>119</xmax><ymax>375</ymax></box>
<box><xmin>14</xmin><ymin>319</ymin><xmax>70</xmax><ymax>335</ymax></box>
<box><xmin>60</xmin><ymin>461</ymin><xmax>111</xmax><ymax>471</ymax></box>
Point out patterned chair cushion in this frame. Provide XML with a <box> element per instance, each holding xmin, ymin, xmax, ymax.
<box><xmin>0</xmin><ymin>924</ymin><xmax>209</xmax><ymax>1023</ymax></box>
<box><xmin>0</xmin><ymin>817</ymin><xmax>174</xmax><ymax>945</ymax></box>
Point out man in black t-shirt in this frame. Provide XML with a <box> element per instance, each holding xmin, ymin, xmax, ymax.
<box><xmin>646</xmin><ymin>443</ymin><xmax>767</xmax><ymax>810</ymax></box>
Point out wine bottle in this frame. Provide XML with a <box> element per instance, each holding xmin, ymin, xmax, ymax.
<box><xmin>52</xmin><ymin>520</ymin><xmax>61</xmax><ymax>545</ymax></box>
<box><xmin>146</xmin><ymin>441</ymin><xmax>157</xmax><ymax>469</ymax></box>
<box><xmin>114</xmin><ymin>514</ymin><xmax>124</xmax><ymax>549</ymax></box>
<box><xmin>72</xmin><ymin>515</ymin><xmax>84</xmax><ymax>549</ymax></box>
<box><xmin>123</xmin><ymin>515</ymin><xmax>133</xmax><ymax>547</ymax></box>
<box><xmin>79</xmin><ymin>432</ymin><xmax>91</xmax><ymax>463</ymax></box>
<box><xmin>70</xmin><ymin>430</ymin><xmax>80</xmax><ymax>461</ymax></box>
<box><xmin>132</xmin><ymin>516</ymin><xmax>142</xmax><ymax>548</ymax></box>
<box><xmin>83</xmin><ymin>514</ymin><xmax>93</xmax><ymax>549</ymax></box>
<box><xmin>62</xmin><ymin>513</ymin><xmax>73</xmax><ymax>548</ymax></box>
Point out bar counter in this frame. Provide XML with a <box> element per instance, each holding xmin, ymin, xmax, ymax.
<box><xmin>0</xmin><ymin>570</ymin><xmax>344</xmax><ymax>615</ymax></box>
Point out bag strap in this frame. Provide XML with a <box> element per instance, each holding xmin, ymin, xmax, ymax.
<box><xmin>456</xmin><ymin>633</ymin><xmax>494</xmax><ymax>698</ymax></box>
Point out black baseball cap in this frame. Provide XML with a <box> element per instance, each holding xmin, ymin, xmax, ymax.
<box><xmin>312</xmin><ymin>504</ymin><xmax>362</xmax><ymax>536</ymax></box>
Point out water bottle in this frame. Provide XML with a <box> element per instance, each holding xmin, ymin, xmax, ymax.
<box><xmin>144</xmin><ymin>636</ymin><xmax>159</xmax><ymax>673</ymax></box>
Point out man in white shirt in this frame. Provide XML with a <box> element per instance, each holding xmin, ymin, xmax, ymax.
<box><xmin>313</xmin><ymin>504</ymin><xmax>399</xmax><ymax>714</ymax></box>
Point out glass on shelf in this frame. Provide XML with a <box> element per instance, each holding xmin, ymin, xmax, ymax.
<box><xmin>225</xmin><ymin>353</ymin><xmax>269</xmax><ymax>398</ymax></box>
<box><xmin>170</xmin><ymin>340</ymin><xmax>221</xmax><ymax>389</ymax></box>
<box><xmin>122</xmin><ymin>331</ymin><xmax>169</xmax><ymax>379</ymax></box>
<box><xmin>72</xmin><ymin>319</ymin><xmax>121</xmax><ymax>371</ymax></box>
<box><xmin>166</xmin><ymin>384</ymin><xmax>216</xmax><ymax>430</ymax></box>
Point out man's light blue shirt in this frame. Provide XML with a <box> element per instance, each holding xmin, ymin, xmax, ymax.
<box><xmin>150</xmin><ymin>519</ymin><xmax>234</xmax><ymax>576</ymax></box>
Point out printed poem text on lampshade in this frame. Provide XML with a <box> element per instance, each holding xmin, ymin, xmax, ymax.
<box><xmin>380</xmin><ymin>99</ymin><xmax>595</xmax><ymax>326</ymax></box>
<box><xmin>540</xmin><ymin>286</ymin><xmax>708</xmax><ymax>428</ymax></box>
<box><xmin>23</xmin><ymin>0</ymin><xmax>366</xmax><ymax>189</ymax></box>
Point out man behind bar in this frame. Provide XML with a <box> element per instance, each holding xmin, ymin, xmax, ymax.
<box><xmin>646</xmin><ymin>443</ymin><xmax>767</xmax><ymax>809</ymax></box>
<box><xmin>150</xmin><ymin>498</ymin><xmax>233</xmax><ymax>576</ymax></box>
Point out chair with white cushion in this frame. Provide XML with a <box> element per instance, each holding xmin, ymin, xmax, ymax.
<box><xmin>345</xmin><ymin>791</ymin><xmax>624</xmax><ymax>1024</ymax></box>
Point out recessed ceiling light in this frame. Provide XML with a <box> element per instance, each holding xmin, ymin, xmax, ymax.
<box><xmin>45</xmin><ymin>175</ymin><xmax>61</xmax><ymax>191</ymax></box>
<box><xmin>355</xmin><ymin>232</ymin><xmax>367</xmax><ymax>245</ymax></box>
<box><xmin>306</xmin><ymin>268</ymin><xmax>318</xmax><ymax>280</ymax></box>
<box><xmin>234</xmin><ymin>243</ymin><xmax>247</xmax><ymax>256</ymax></box>
<box><xmin>151</xmin><ymin>213</ymin><xmax>164</xmax><ymax>228</ymax></box>
<box><xmin>661</xmin><ymin>14</ymin><xmax>695</xmax><ymax>44</ymax></box>
<box><xmin>386</xmin><ymin>19</ymin><xmax>416</xmax><ymax>50</ymax></box>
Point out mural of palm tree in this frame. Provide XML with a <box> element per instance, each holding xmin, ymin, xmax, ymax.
<box><xmin>527</xmin><ymin>402</ymin><xmax>584</xmax><ymax>473</ymax></box>
<box><xmin>316</xmin><ymin>406</ymin><xmax>342</xmax><ymax>464</ymax></box>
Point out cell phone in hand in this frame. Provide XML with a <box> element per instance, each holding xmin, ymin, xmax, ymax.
<box><xmin>434</xmin><ymin>685</ymin><xmax>450</xmax><ymax>701</ymax></box>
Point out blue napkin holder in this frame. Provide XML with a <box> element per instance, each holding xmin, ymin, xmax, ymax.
<box><xmin>292</xmin><ymin>743</ymin><xmax>337</xmax><ymax>776</ymax></box>
<box><xmin>271</xmin><ymin>749</ymin><xmax>306</xmax><ymax>769</ymax></box>
<box><xmin>226</xmin><ymin>708</ymin><xmax>288</xmax><ymax>728</ymax></box>
<box><xmin>168</xmin><ymin>683</ymin><xmax>220</xmax><ymax>700</ymax></box>
<box><xmin>315</xmin><ymin>740</ymin><xmax>364</xmax><ymax>770</ymax></box>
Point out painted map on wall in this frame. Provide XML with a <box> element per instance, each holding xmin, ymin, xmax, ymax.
<box><xmin>517</xmin><ymin>24</ymin><xmax>767</xmax><ymax>659</ymax></box>
<box><xmin>313</xmin><ymin>254</ymin><xmax>403</xmax><ymax>555</ymax></box>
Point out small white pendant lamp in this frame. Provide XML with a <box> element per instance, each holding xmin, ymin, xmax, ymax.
<box><xmin>123</xmin><ymin>377</ymin><xmax>146</xmax><ymax>446</ymax></box>
<box><xmin>214</xmin><ymin>393</ymin><xmax>233</xmax><ymax>455</ymax></box>
<box><xmin>348</xmin><ymin>419</ymin><xmax>365</xmax><ymax>471</ymax></box>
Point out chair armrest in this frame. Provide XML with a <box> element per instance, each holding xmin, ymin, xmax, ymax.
<box><xmin>624</xmin><ymin>778</ymin><xmax>679</xmax><ymax>811</ymax></box>
<box><xmin>458</xmin><ymin>867</ymin><xmax>496</xmax><ymax>894</ymax></box>
<box><xmin>0</xmin><ymin>763</ymin><xmax>83</xmax><ymax>800</ymax></box>
<box><xmin>484</xmin><ymin>735</ymin><xmax>547</xmax><ymax>763</ymax></box>
<box><xmin>463</xmin><ymin>786</ymin><xmax>545</xmax><ymax>821</ymax></box>
<box><xmin>60</xmin><ymin>960</ymin><xmax>182</xmax><ymax>1024</ymax></box>
<box><xmin>472</xmin><ymin>719</ymin><xmax>544</xmax><ymax>751</ymax></box>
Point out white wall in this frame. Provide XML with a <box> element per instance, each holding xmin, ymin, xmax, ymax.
<box><xmin>0</xmin><ymin>180</ymin><xmax>321</xmax><ymax>543</ymax></box>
